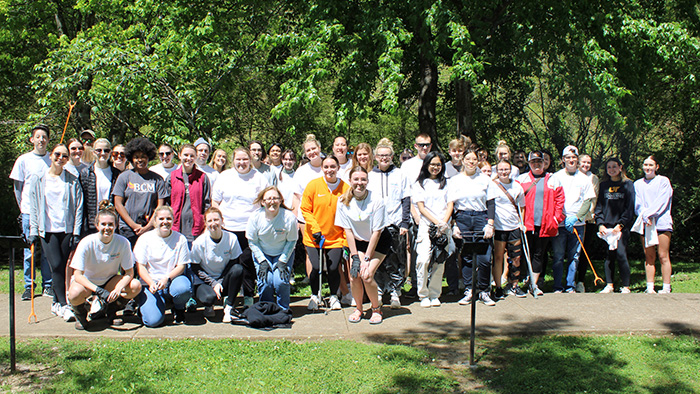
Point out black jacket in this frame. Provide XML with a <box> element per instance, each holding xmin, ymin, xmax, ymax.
<box><xmin>594</xmin><ymin>179</ymin><xmax>635</xmax><ymax>228</ymax></box>
<box><xmin>79</xmin><ymin>163</ymin><xmax>121</xmax><ymax>235</ymax></box>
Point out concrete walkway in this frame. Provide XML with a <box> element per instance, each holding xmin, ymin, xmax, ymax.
<box><xmin>2</xmin><ymin>292</ymin><xmax>699</xmax><ymax>341</ymax></box>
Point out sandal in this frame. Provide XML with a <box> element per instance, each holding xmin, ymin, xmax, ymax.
<box><xmin>348</xmin><ymin>308</ymin><xmax>363</xmax><ymax>323</ymax></box>
<box><xmin>369</xmin><ymin>306</ymin><xmax>383</xmax><ymax>325</ymax></box>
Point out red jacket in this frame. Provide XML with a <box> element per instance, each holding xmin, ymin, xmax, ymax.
<box><xmin>170</xmin><ymin>167</ymin><xmax>207</xmax><ymax>237</ymax></box>
<box><xmin>518</xmin><ymin>172</ymin><xmax>565</xmax><ymax>237</ymax></box>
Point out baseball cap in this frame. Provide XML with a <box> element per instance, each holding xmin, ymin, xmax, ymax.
<box><xmin>562</xmin><ymin>145</ymin><xmax>579</xmax><ymax>157</ymax></box>
<box><xmin>80</xmin><ymin>129</ymin><xmax>96</xmax><ymax>140</ymax></box>
<box><xmin>194</xmin><ymin>137</ymin><xmax>211</xmax><ymax>149</ymax></box>
<box><xmin>527</xmin><ymin>151</ymin><xmax>544</xmax><ymax>161</ymax></box>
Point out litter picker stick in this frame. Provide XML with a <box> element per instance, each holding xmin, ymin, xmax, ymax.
<box><xmin>28</xmin><ymin>243</ymin><xmax>38</xmax><ymax>323</ymax></box>
<box><xmin>517</xmin><ymin>214</ymin><xmax>538</xmax><ymax>298</ymax></box>
<box><xmin>572</xmin><ymin>227</ymin><xmax>604</xmax><ymax>286</ymax></box>
<box><xmin>59</xmin><ymin>101</ymin><xmax>77</xmax><ymax>144</ymax></box>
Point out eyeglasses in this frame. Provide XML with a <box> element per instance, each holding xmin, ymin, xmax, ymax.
<box><xmin>94</xmin><ymin>148</ymin><xmax>111</xmax><ymax>154</ymax></box>
<box><xmin>159</xmin><ymin>151</ymin><xmax>173</xmax><ymax>157</ymax></box>
<box><xmin>376</xmin><ymin>154</ymin><xmax>392</xmax><ymax>159</ymax></box>
<box><xmin>111</xmin><ymin>152</ymin><xmax>126</xmax><ymax>159</ymax></box>
<box><xmin>416</xmin><ymin>143</ymin><xmax>431</xmax><ymax>148</ymax></box>
<box><xmin>53</xmin><ymin>152</ymin><xmax>69</xmax><ymax>159</ymax></box>
<box><xmin>428</xmin><ymin>163</ymin><xmax>442</xmax><ymax>168</ymax></box>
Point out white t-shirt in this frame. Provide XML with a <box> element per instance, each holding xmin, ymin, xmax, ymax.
<box><xmin>401</xmin><ymin>156</ymin><xmax>424</xmax><ymax>196</ymax></box>
<box><xmin>246</xmin><ymin>208</ymin><xmax>299</xmax><ymax>256</ymax></box>
<box><xmin>445</xmin><ymin>162</ymin><xmax>462</xmax><ymax>178</ymax></box>
<box><xmin>487</xmin><ymin>180</ymin><xmax>525</xmax><ymax>231</ymax></box>
<box><xmin>335</xmin><ymin>190</ymin><xmax>386</xmax><ymax>242</ymax></box>
<box><xmin>337</xmin><ymin>160</ymin><xmax>352</xmax><ymax>182</ymax></box>
<box><xmin>133</xmin><ymin>230</ymin><xmax>191</xmax><ymax>284</ymax></box>
<box><xmin>190</xmin><ymin>230</ymin><xmax>242</xmax><ymax>279</ymax></box>
<box><xmin>490</xmin><ymin>164</ymin><xmax>520</xmax><ymax>180</ymax></box>
<box><xmin>552</xmin><ymin>168</ymin><xmax>596</xmax><ymax>226</ymax></box>
<box><xmin>412</xmin><ymin>178</ymin><xmax>451</xmax><ymax>226</ymax></box>
<box><xmin>94</xmin><ymin>166</ymin><xmax>113</xmax><ymax>209</ymax></box>
<box><xmin>293</xmin><ymin>162</ymin><xmax>323</xmax><ymax>222</ymax></box>
<box><xmin>10</xmin><ymin>152</ymin><xmax>51</xmax><ymax>214</ymax></box>
<box><xmin>212</xmin><ymin>169</ymin><xmax>268</xmax><ymax>231</ymax></box>
<box><xmin>367</xmin><ymin>166</ymin><xmax>408</xmax><ymax>227</ymax></box>
<box><xmin>448</xmin><ymin>172</ymin><xmax>494</xmax><ymax>212</ymax></box>
<box><xmin>70</xmin><ymin>233</ymin><xmax>134</xmax><ymax>285</ymax></box>
<box><xmin>197</xmin><ymin>163</ymin><xmax>219</xmax><ymax>186</ymax></box>
<box><xmin>277</xmin><ymin>170</ymin><xmax>297</xmax><ymax>212</ymax></box>
<box><xmin>44</xmin><ymin>173</ymin><xmax>67</xmax><ymax>233</ymax></box>
<box><xmin>150</xmin><ymin>163</ymin><xmax>177</xmax><ymax>181</ymax></box>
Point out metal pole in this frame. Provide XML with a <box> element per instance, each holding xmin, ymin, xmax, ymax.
<box><xmin>9</xmin><ymin>247</ymin><xmax>16</xmax><ymax>373</ymax></box>
<box><xmin>469</xmin><ymin>250</ymin><xmax>477</xmax><ymax>366</ymax></box>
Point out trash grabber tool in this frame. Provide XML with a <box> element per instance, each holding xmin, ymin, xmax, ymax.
<box><xmin>28</xmin><ymin>243</ymin><xmax>38</xmax><ymax>323</ymax></box>
<box><xmin>518</xmin><ymin>215</ymin><xmax>538</xmax><ymax>298</ymax></box>
<box><xmin>318</xmin><ymin>237</ymin><xmax>328</xmax><ymax>314</ymax></box>
<box><xmin>573</xmin><ymin>227</ymin><xmax>604</xmax><ymax>286</ymax></box>
<box><xmin>59</xmin><ymin>101</ymin><xmax>76</xmax><ymax>144</ymax></box>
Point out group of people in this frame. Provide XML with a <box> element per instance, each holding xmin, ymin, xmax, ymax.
<box><xmin>11</xmin><ymin>124</ymin><xmax>674</xmax><ymax>330</ymax></box>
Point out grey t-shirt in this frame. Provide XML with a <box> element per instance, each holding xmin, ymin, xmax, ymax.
<box><xmin>112</xmin><ymin>170</ymin><xmax>167</xmax><ymax>238</ymax></box>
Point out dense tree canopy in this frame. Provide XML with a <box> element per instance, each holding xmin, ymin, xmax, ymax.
<box><xmin>0</xmin><ymin>0</ymin><xmax>698</xmax><ymax>252</ymax></box>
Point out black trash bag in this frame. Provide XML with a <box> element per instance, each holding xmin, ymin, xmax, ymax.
<box><xmin>428</xmin><ymin>224</ymin><xmax>449</xmax><ymax>272</ymax></box>
<box><xmin>242</xmin><ymin>301</ymin><xmax>293</xmax><ymax>329</ymax></box>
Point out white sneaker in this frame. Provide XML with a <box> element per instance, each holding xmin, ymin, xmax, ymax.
<box><xmin>658</xmin><ymin>288</ymin><xmax>672</xmax><ymax>294</ymax></box>
<box><xmin>222</xmin><ymin>305</ymin><xmax>233</xmax><ymax>323</ymax></box>
<box><xmin>340</xmin><ymin>291</ymin><xmax>353</xmax><ymax>306</ymax></box>
<box><xmin>575</xmin><ymin>282</ymin><xmax>586</xmax><ymax>293</ymax></box>
<box><xmin>600</xmin><ymin>284</ymin><xmax>614</xmax><ymax>294</ymax></box>
<box><xmin>51</xmin><ymin>302</ymin><xmax>61</xmax><ymax>316</ymax></box>
<box><xmin>645</xmin><ymin>288</ymin><xmax>657</xmax><ymax>294</ymax></box>
<box><xmin>430</xmin><ymin>298</ymin><xmax>441</xmax><ymax>307</ymax></box>
<box><xmin>390</xmin><ymin>292</ymin><xmax>401</xmax><ymax>309</ymax></box>
<box><xmin>479</xmin><ymin>291</ymin><xmax>496</xmax><ymax>306</ymax></box>
<box><xmin>62</xmin><ymin>305</ymin><xmax>76</xmax><ymax>322</ymax></box>
<box><xmin>308</xmin><ymin>295</ymin><xmax>320</xmax><ymax>310</ymax></box>
<box><xmin>620</xmin><ymin>287</ymin><xmax>631</xmax><ymax>294</ymax></box>
<box><xmin>203</xmin><ymin>306</ymin><xmax>215</xmax><ymax>318</ymax></box>
<box><xmin>329</xmin><ymin>295</ymin><xmax>341</xmax><ymax>310</ymax></box>
<box><xmin>458</xmin><ymin>289</ymin><xmax>473</xmax><ymax>305</ymax></box>
<box><xmin>420</xmin><ymin>298</ymin><xmax>431</xmax><ymax>308</ymax></box>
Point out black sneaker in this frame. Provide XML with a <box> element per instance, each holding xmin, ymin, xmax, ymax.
<box><xmin>122</xmin><ymin>299</ymin><xmax>137</xmax><ymax>316</ymax></box>
<box><xmin>173</xmin><ymin>309</ymin><xmax>186</xmax><ymax>324</ymax></box>
<box><xmin>492</xmin><ymin>286</ymin><xmax>505</xmax><ymax>300</ymax></box>
<box><xmin>43</xmin><ymin>287</ymin><xmax>53</xmax><ymax>297</ymax></box>
<box><xmin>21</xmin><ymin>288</ymin><xmax>33</xmax><ymax>301</ymax></box>
<box><xmin>404</xmin><ymin>287</ymin><xmax>418</xmax><ymax>299</ymax></box>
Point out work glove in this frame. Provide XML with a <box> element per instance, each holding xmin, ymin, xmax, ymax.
<box><xmin>564</xmin><ymin>216</ymin><xmax>578</xmax><ymax>233</ymax></box>
<box><xmin>482</xmin><ymin>223</ymin><xmax>494</xmax><ymax>239</ymax></box>
<box><xmin>275</xmin><ymin>260</ymin><xmax>290</xmax><ymax>283</ymax></box>
<box><xmin>350</xmin><ymin>254</ymin><xmax>361</xmax><ymax>278</ymax></box>
<box><xmin>312</xmin><ymin>232</ymin><xmax>324</xmax><ymax>246</ymax></box>
<box><xmin>257</xmin><ymin>260</ymin><xmax>270</xmax><ymax>283</ymax></box>
<box><xmin>94</xmin><ymin>286</ymin><xmax>111</xmax><ymax>302</ymax></box>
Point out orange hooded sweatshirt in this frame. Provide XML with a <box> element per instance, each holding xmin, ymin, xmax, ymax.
<box><xmin>300</xmin><ymin>177</ymin><xmax>349</xmax><ymax>248</ymax></box>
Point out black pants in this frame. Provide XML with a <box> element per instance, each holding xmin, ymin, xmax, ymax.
<box><xmin>194</xmin><ymin>264</ymin><xmax>245</xmax><ymax>307</ymax></box>
<box><xmin>306</xmin><ymin>247</ymin><xmax>343</xmax><ymax>296</ymax></box>
<box><xmin>526</xmin><ymin>227</ymin><xmax>551</xmax><ymax>275</ymax></box>
<box><xmin>444</xmin><ymin>237</ymin><xmax>462</xmax><ymax>293</ymax></box>
<box><xmin>455</xmin><ymin>210</ymin><xmax>492</xmax><ymax>292</ymax></box>
<box><xmin>577</xmin><ymin>222</ymin><xmax>597</xmax><ymax>282</ymax></box>
<box><xmin>374</xmin><ymin>225</ymin><xmax>407</xmax><ymax>295</ymax></box>
<box><xmin>603</xmin><ymin>229</ymin><xmax>631</xmax><ymax>286</ymax></box>
<box><xmin>232</xmin><ymin>231</ymin><xmax>256</xmax><ymax>297</ymax></box>
<box><xmin>41</xmin><ymin>232</ymin><xmax>71</xmax><ymax>306</ymax></box>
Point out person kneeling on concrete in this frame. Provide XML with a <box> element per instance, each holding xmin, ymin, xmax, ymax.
<box><xmin>68</xmin><ymin>202</ymin><xmax>142</xmax><ymax>330</ymax></box>
<box><xmin>134</xmin><ymin>206</ymin><xmax>193</xmax><ymax>327</ymax></box>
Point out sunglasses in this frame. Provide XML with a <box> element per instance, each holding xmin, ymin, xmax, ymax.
<box><xmin>416</xmin><ymin>143</ymin><xmax>431</xmax><ymax>148</ymax></box>
<box><xmin>53</xmin><ymin>152</ymin><xmax>69</xmax><ymax>159</ymax></box>
<box><xmin>70</xmin><ymin>146</ymin><xmax>84</xmax><ymax>151</ymax></box>
<box><xmin>159</xmin><ymin>151</ymin><xmax>173</xmax><ymax>157</ymax></box>
<box><xmin>94</xmin><ymin>148</ymin><xmax>111</xmax><ymax>154</ymax></box>
<box><xmin>111</xmin><ymin>152</ymin><xmax>126</xmax><ymax>159</ymax></box>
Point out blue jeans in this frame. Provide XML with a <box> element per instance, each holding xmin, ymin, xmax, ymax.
<box><xmin>455</xmin><ymin>210</ymin><xmax>493</xmax><ymax>292</ymax></box>
<box><xmin>551</xmin><ymin>225</ymin><xmax>583</xmax><ymax>291</ymax></box>
<box><xmin>22</xmin><ymin>214</ymin><xmax>51</xmax><ymax>290</ymax></box>
<box><xmin>253</xmin><ymin>253</ymin><xmax>292</xmax><ymax>310</ymax></box>
<box><xmin>137</xmin><ymin>275</ymin><xmax>192</xmax><ymax>327</ymax></box>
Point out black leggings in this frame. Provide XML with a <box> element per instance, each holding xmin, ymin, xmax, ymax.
<box><xmin>41</xmin><ymin>232</ymin><xmax>71</xmax><ymax>306</ymax></box>
<box><xmin>603</xmin><ymin>229</ymin><xmax>631</xmax><ymax>287</ymax></box>
<box><xmin>194</xmin><ymin>264</ymin><xmax>245</xmax><ymax>307</ymax></box>
<box><xmin>306</xmin><ymin>247</ymin><xmax>343</xmax><ymax>296</ymax></box>
<box><xmin>526</xmin><ymin>227</ymin><xmax>551</xmax><ymax>274</ymax></box>
<box><xmin>231</xmin><ymin>231</ymin><xmax>256</xmax><ymax>297</ymax></box>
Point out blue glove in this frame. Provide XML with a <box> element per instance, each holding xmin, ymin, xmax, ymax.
<box><xmin>564</xmin><ymin>216</ymin><xmax>578</xmax><ymax>232</ymax></box>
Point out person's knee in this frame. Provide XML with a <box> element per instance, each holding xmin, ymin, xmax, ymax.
<box><xmin>141</xmin><ymin>311</ymin><xmax>165</xmax><ymax>328</ymax></box>
<box><xmin>67</xmin><ymin>283</ymin><xmax>90</xmax><ymax>305</ymax></box>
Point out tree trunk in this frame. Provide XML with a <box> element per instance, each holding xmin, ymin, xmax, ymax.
<box><xmin>456</xmin><ymin>78</ymin><xmax>475</xmax><ymax>142</ymax></box>
<box><xmin>419</xmin><ymin>54</ymin><xmax>439</xmax><ymax>150</ymax></box>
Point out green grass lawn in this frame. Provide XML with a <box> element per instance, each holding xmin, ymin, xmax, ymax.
<box><xmin>2</xmin><ymin>335</ymin><xmax>698</xmax><ymax>393</ymax></box>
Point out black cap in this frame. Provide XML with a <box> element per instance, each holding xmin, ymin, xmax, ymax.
<box><xmin>528</xmin><ymin>151</ymin><xmax>544</xmax><ymax>161</ymax></box>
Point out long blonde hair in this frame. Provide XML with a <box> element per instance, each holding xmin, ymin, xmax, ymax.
<box><xmin>208</xmin><ymin>148</ymin><xmax>229</xmax><ymax>172</ymax></box>
<box><xmin>351</xmin><ymin>142</ymin><xmax>374</xmax><ymax>172</ymax></box>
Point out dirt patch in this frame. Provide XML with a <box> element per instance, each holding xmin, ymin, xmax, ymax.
<box><xmin>1</xmin><ymin>363</ymin><xmax>57</xmax><ymax>393</ymax></box>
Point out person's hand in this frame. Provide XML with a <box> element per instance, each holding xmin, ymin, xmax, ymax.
<box><xmin>257</xmin><ymin>260</ymin><xmax>270</xmax><ymax>283</ymax></box>
<box><xmin>133</xmin><ymin>224</ymin><xmax>146</xmax><ymax>236</ymax></box>
<box><xmin>613</xmin><ymin>224</ymin><xmax>622</xmax><ymax>234</ymax></box>
<box><xmin>483</xmin><ymin>223</ymin><xmax>494</xmax><ymax>239</ymax></box>
<box><xmin>108</xmin><ymin>287</ymin><xmax>123</xmax><ymax>303</ymax></box>
<box><xmin>564</xmin><ymin>216</ymin><xmax>578</xmax><ymax>232</ymax></box>
<box><xmin>452</xmin><ymin>225</ymin><xmax>462</xmax><ymax>239</ymax></box>
<box><xmin>275</xmin><ymin>260</ymin><xmax>290</xmax><ymax>283</ymax></box>
<box><xmin>350</xmin><ymin>254</ymin><xmax>361</xmax><ymax>278</ymax></box>
<box><xmin>437</xmin><ymin>221</ymin><xmax>449</xmax><ymax>234</ymax></box>
<box><xmin>518</xmin><ymin>223</ymin><xmax>527</xmax><ymax>232</ymax></box>
<box><xmin>213</xmin><ymin>283</ymin><xmax>223</xmax><ymax>299</ymax></box>
<box><xmin>399</xmin><ymin>227</ymin><xmax>408</xmax><ymax>236</ymax></box>
<box><xmin>598</xmin><ymin>225</ymin><xmax>607</xmax><ymax>237</ymax></box>
<box><xmin>94</xmin><ymin>286</ymin><xmax>111</xmax><ymax>302</ymax></box>
<box><xmin>25</xmin><ymin>235</ymin><xmax>37</xmax><ymax>245</ymax></box>
<box><xmin>360</xmin><ymin>256</ymin><xmax>372</xmax><ymax>281</ymax></box>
